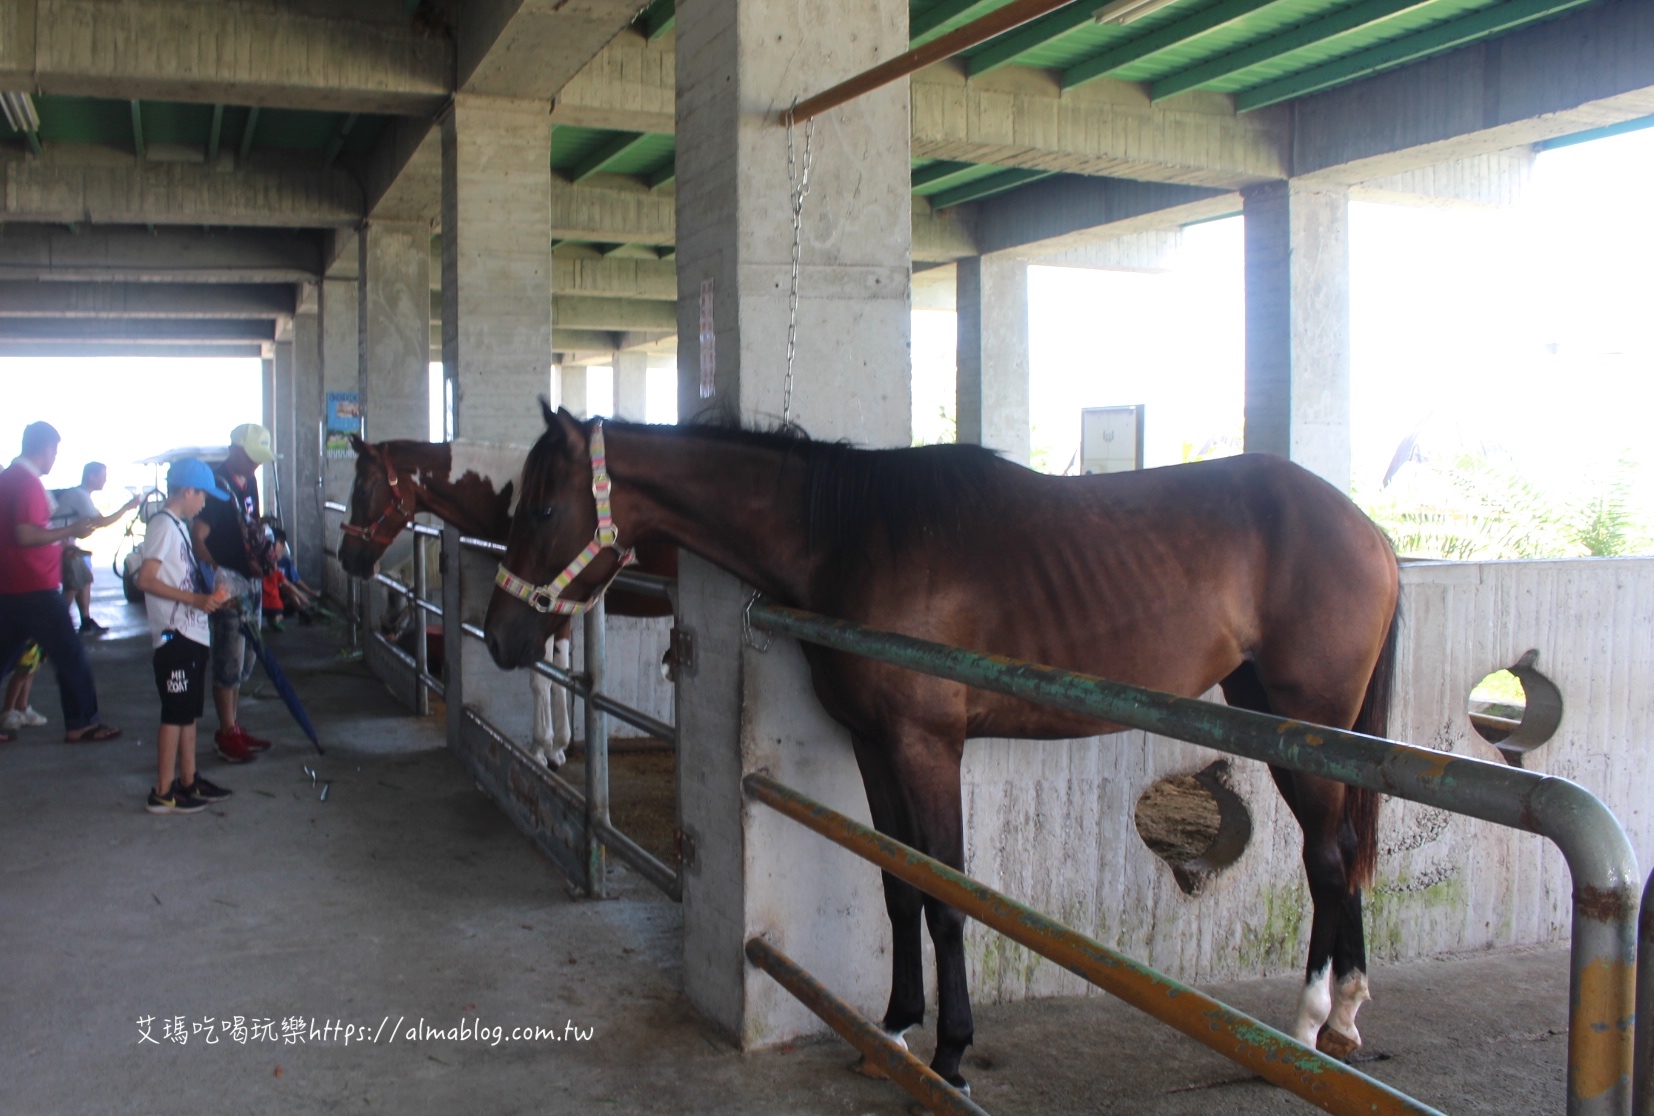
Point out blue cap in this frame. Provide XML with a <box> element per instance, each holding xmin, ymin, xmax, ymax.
<box><xmin>167</xmin><ymin>457</ymin><xmax>232</xmax><ymax>501</ymax></box>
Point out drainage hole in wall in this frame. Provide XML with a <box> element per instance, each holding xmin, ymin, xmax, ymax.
<box><xmin>1133</xmin><ymin>760</ymin><xmax>1252</xmax><ymax>897</ymax></box>
<box><xmin>1468</xmin><ymin>649</ymin><xmax>1563</xmax><ymax>767</ymax></box>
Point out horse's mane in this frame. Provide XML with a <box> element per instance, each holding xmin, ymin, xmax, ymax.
<box><xmin>603</xmin><ymin>418</ymin><xmax>1006</xmax><ymax>561</ymax></box>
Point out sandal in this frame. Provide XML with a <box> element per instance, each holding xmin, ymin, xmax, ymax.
<box><xmin>66</xmin><ymin>723</ymin><xmax>122</xmax><ymax>742</ymax></box>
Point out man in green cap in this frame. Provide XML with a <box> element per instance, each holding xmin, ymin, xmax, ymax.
<box><xmin>191</xmin><ymin>423</ymin><xmax>277</xmax><ymax>764</ymax></box>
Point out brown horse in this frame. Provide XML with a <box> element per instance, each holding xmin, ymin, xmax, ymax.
<box><xmin>339</xmin><ymin>435</ymin><xmax>677</xmax><ymax>765</ymax></box>
<box><xmin>484</xmin><ymin>408</ymin><xmax>1399</xmax><ymax>1091</ymax></box>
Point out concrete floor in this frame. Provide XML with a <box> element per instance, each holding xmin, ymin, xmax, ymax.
<box><xmin>1</xmin><ymin>576</ymin><xmax>1572</xmax><ymax>1115</ymax></box>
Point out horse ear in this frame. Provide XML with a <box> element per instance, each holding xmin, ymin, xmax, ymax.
<box><xmin>347</xmin><ymin>433</ymin><xmax>367</xmax><ymax>455</ymax></box>
<box><xmin>540</xmin><ymin>397</ymin><xmax>557</xmax><ymax>427</ymax></box>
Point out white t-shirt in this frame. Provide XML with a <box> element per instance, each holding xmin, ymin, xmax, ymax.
<box><xmin>48</xmin><ymin>486</ymin><xmax>99</xmax><ymax>530</ymax></box>
<box><xmin>141</xmin><ymin>511</ymin><xmax>210</xmax><ymax>649</ymax></box>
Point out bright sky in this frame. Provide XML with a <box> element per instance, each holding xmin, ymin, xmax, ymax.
<box><xmin>0</xmin><ymin>356</ymin><xmax>263</xmax><ymax>501</ymax></box>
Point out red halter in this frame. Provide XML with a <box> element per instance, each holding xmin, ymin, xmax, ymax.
<box><xmin>340</xmin><ymin>453</ymin><xmax>420</xmax><ymax>550</ymax></box>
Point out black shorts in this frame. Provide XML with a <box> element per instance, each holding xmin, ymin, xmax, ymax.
<box><xmin>153</xmin><ymin>635</ymin><xmax>210</xmax><ymax>726</ymax></box>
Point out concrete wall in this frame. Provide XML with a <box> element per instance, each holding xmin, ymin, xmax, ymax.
<box><xmin>944</xmin><ymin>557</ymin><xmax>1654</xmax><ymax>1008</ymax></box>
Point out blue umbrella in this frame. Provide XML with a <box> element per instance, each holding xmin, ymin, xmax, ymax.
<box><xmin>241</xmin><ymin>621</ymin><xmax>324</xmax><ymax>755</ymax></box>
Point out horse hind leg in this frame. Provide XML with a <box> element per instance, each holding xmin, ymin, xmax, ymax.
<box><xmin>847</xmin><ymin>735</ymin><xmax>927</xmax><ymax>1075</ymax></box>
<box><xmin>1223</xmin><ymin>663</ymin><xmax>1370</xmax><ymax>1055</ymax></box>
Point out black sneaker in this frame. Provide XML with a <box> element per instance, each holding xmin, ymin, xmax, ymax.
<box><xmin>146</xmin><ymin>786</ymin><xmax>207</xmax><ymax>815</ymax></box>
<box><xmin>79</xmin><ymin>618</ymin><xmax>107</xmax><ymax>635</ymax></box>
<box><xmin>175</xmin><ymin>776</ymin><xmax>232</xmax><ymax>803</ymax></box>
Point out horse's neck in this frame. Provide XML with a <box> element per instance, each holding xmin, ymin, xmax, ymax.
<box><xmin>611</xmin><ymin>427</ymin><xmax>813</xmax><ymax>603</ymax></box>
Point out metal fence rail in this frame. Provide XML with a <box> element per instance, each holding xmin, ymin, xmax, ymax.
<box><xmin>745</xmin><ymin>600</ymin><xmax>1639</xmax><ymax>1116</ymax></box>
<box><xmin>455</xmin><ymin>537</ymin><xmax>682</xmax><ymax>902</ymax></box>
<box><xmin>323</xmin><ymin>510</ymin><xmax>681</xmax><ymax>899</ymax></box>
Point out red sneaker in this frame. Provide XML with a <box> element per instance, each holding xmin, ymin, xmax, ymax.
<box><xmin>213</xmin><ymin>728</ymin><xmax>258</xmax><ymax>764</ymax></box>
<box><xmin>233</xmin><ymin>724</ymin><xmax>273</xmax><ymax>753</ymax></box>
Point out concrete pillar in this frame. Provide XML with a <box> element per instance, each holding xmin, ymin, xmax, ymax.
<box><xmin>559</xmin><ymin>364</ymin><xmax>589</xmax><ymax>419</ymax></box>
<box><xmin>441</xmin><ymin>94</ymin><xmax>553</xmax><ymax>446</ymax></box>
<box><xmin>292</xmin><ymin>292</ymin><xmax>324</xmax><ymax>585</ymax></box>
<box><xmin>955</xmin><ymin>254</ymin><xmax>1031</xmax><ymax>467</ymax></box>
<box><xmin>614</xmin><ymin>351</ymin><xmax>648</xmax><ymax>422</ymax></box>
<box><xmin>1242</xmin><ymin>181</ymin><xmax>1351</xmax><ymax>492</ymax></box>
<box><xmin>320</xmin><ymin>274</ymin><xmax>359</xmax><ymax>602</ymax></box>
<box><xmin>260</xmin><ymin>354</ymin><xmax>276</xmax><ymax>516</ymax></box>
<box><xmin>270</xmin><ymin>342</ymin><xmax>292</xmax><ymax>522</ymax></box>
<box><xmin>675</xmin><ymin>0</ymin><xmax>912</xmax><ymax>1046</ymax></box>
<box><xmin>440</xmin><ymin>93</ymin><xmax>555</xmax><ymax>809</ymax></box>
<box><xmin>358</xmin><ymin>220</ymin><xmax>431</xmax><ymax>443</ymax></box>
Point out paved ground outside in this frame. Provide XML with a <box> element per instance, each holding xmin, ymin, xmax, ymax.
<box><xmin>1</xmin><ymin>573</ymin><xmax>1572</xmax><ymax>1114</ymax></box>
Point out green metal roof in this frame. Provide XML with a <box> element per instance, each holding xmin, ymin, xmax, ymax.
<box><xmin>639</xmin><ymin>0</ymin><xmax>1600</xmax><ymax>109</ymax></box>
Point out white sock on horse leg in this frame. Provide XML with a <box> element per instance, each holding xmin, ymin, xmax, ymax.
<box><xmin>1325</xmin><ymin>970</ymin><xmax>1370</xmax><ymax>1044</ymax></box>
<box><xmin>1293</xmin><ymin>962</ymin><xmax>1333</xmax><ymax>1047</ymax></box>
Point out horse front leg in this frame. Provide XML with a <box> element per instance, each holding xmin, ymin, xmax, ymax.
<box><xmin>848</xmin><ymin>735</ymin><xmax>927</xmax><ymax>1065</ymax></box>
<box><xmin>893</xmin><ymin>733</ymin><xmax>974</xmax><ymax>1091</ymax></box>
<box><xmin>530</xmin><ymin>637</ymin><xmax>574</xmax><ymax>769</ymax></box>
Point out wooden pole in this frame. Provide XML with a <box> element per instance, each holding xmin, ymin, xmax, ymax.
<box><xmin>782</xmin><ymin>0</ymin><xmax>1084</xmax><ymax>125</ymax></box>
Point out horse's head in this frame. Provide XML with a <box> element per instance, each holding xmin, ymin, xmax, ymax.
<box><xmin>338</xmin><ymin>435</ymin><xmax>413</xmax><ymax>577</ymax></box>
<box><xmin>484</xmin><ymin>404</ymin><xmax>626</xmax><ymax>669</ymax></box>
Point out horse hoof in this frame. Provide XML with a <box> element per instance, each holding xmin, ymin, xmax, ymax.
<box><xmin>1316</xmin><ymin>1025</ymin><xmax>1360</xmax><ymax>1060</ymax></box>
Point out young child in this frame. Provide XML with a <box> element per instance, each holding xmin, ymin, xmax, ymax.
<box><xmin>136</xmin><ymin>458</ymin><xmax>236</xmax><ymax>814</ymax></box>
<box><xmin>272</xmin><ymin>529</ymin><xmax>320</xmax><ymax>623</ymax></box>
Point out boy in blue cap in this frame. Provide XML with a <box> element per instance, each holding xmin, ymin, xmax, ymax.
<box><xmin>136</xmin><ymin>458</ymin><xmax>235</xmax><ymax>814</ymax></box>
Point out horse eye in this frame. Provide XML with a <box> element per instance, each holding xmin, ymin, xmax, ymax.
<box><xmin>535</xmin><ymin>505</ymin><xmax>558</xmax><ymax>524</ymax></box>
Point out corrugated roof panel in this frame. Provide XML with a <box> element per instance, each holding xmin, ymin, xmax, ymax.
<box><xmin>1204</xmin><ymin>0</ymin><xmax>1504</xmax><ymax>90</ymax></box>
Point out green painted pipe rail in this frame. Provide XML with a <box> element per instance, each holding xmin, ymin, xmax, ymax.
<box><xmin>746</xmin><ymin>600</ymin><xmax>1639</xmax><ymax>1116</ymax></box>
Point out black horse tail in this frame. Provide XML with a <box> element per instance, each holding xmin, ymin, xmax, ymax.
<box><xmin>1345</xmin><ymin>598</ymin><xmax>1400</xmax><ymax>891</ymax></box>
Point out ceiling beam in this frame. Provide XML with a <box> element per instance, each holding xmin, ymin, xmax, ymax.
<box><xmin>928</xmin><ymin>167</ymin><xmax>1056</xmax><ymax>208</ymax></box>
<box><xmin>0</xmin><ymin>0</ymin><xmax>451</xmax><ymax>114</ymax></box>
<box><xmin>1</xmin><ymin>145</ymin><xmax>362</xmax><ymax>227</ymax></box>
<box><xmin>206</xmin><ymin>104</ymin><xmax>224</xmax><ymax>163</ymax></box>
<box><xmin>0</xmin><ymin>317</ymin><xmax>277</xmax><ymax>342</ymax></box>
<box><xmin>911</xmin><ymin>160</ymin><xmax>981</xmax><ymax>191</ymax></box>
<box><xmin>568</xmin><ymin>132</ymin><xmax>650</xmax><ymax>184</ymax></box>
<box><xmin>0</xmin><ymin>225</ymin><xmax>327</xmax><ymax>283</ymax></box>
<box><xmin>646</xmin><ymin>160</ymin><xmax>676</xmax><ymax>190</ymax></box>
<box><xmin>636</xmin><ymin>0</ymin><xmax>676</xmax><ymax>41</ymax></box>
<box><xmin>452</xmin><ymin>0</ymin><xmax>653</xmax><ymax>101</ymax></box>
<box><xmin>913</xmin><ymin>0</ymin><xmax>1007</xmax><ymax>44</ymax></box>
<box><xmin>0</xmin><ymin>342</ymin><xmax>266</xmax><ymax>359</ymax></box>
<box><xmin>912</xmin><ymin>64</ymin><xmax>1291</xmax><ymax>188</ymax></box>
<box><xmin>322</xmin><ymin>113</ymin><xmax>360</xmax><ymax>168</ymax></box>
<box><xmin>129</xmin><ymin>100</ymin><xmax>145</xmax><ymax>159</ymax></box>
<box><xmin>238</xmin><ymin>106</ymin><xmax>261</xmax><ymax>164</ymax></box>
<box><xmin>1061</xmin><ymin>0</ymin><xmax>1286</xmax><ymax>91</ymax></box>
<box><xmin>1236</xmin><ymin>0</ymin><xmax>1600</xmax><ymax>111</ymax></box>
<box><xmin>964</xmin><ymin>2</ymin><xmax>1094</xmax><ymax>78</ymax></box>
<box><xmin>550</xmin><ymin>176</ymin><xmax>675</xmax><ymax>246</ymax></box>
<box><xmin>970</xmin><ymin>174</ymin><xmax>1233</xmax><ymax>257</ymax></box>
<box><xmin>1149</xmin><ymin>0</ymin><xmax>1433</xmax><ymax>101</ymax></box>
<box><xmin>0</xmin><ymin>282</ymin><xmax>297</xmax><ymax>318</ymax></box>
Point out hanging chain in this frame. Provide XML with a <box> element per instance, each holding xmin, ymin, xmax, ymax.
<box><xmin>783</xmin><ymin>103</ymin><xmax>815</xmax><ymax>428</ymax></box>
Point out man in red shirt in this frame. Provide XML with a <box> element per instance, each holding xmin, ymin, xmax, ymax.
<box><xmin>0</xmin><ymin>422</ymin><xmax>120</xmax><ymax>741</ymax></box>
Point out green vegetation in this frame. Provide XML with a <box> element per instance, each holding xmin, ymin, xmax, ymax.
<box><xmin>1360</xmin><ymin>451</ymin><xmax>1646</xmax><ymax>560</ymax></box>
